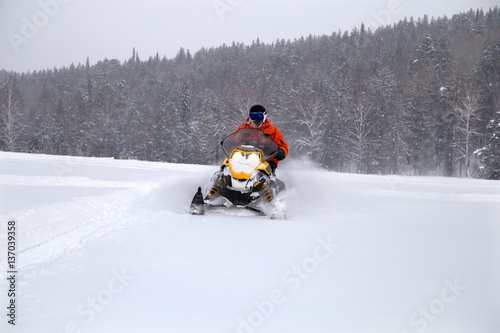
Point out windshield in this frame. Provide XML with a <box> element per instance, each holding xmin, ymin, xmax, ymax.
<box><xmin>222</xmin><ymin>128</ymin><xmax>279</xmax><ymax>160</ymax></box>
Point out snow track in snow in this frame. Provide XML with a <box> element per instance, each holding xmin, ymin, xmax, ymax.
<box><xmin>0</xmin><ymin>174</ymin><xmax>146</xmax><ymax>188</ymax></box>
<box><xmin>0</xmin><ymin>181</ymin><xmax>161</xmax><ymax>273</ymax></box>
<box><xmin>0</xmin><ymin>151</ymin><xmax>205</xmax><ymax>277</ymax></box>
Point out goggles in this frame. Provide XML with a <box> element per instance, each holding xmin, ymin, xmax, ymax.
<box><xmin>249</xmin><ymin>113</ymin><xmax>265</xmax><ymax>120</ymax></box>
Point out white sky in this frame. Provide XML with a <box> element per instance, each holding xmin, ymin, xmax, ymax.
<box><xmin>0</xmin><ymin>0</ymin><xmax>498</xmax><ymax>73</ymax></box>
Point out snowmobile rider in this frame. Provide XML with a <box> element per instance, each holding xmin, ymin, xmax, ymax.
<box><xmin>197</xmin><ymin>104</ymin><xmax>287</xmax><ymax>208</ymax></box>
<box><xmin>235</xmin><ymin>104</ymin><xmax>288</xmax><ymax>173</ymax></box>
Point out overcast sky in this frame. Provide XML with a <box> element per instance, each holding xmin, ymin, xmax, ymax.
<box><xmin>0</xmin><ymin>0</ymin><xmax>497</xmax><ymax>73</ymax></box>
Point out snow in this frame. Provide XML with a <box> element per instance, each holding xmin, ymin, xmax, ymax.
<box><xmin>0</xmin><ymin>151</ymin><xmax>499</xmax><ymax>333</ymax></box>
<box><xmin>229</xmin><ymin>151</ymin><xmax>262</xmax><ymax>178</ymax></box>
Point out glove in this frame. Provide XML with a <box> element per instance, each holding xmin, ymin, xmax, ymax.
<box><xmin>268</xmin><ymin>160</ymin><xmax>277</xmax><ymax>173</ymax></box>
<box><xmin>276</xmin><ymin>149</ymin><xmax>285</xmax><ymax>161</ymax></box>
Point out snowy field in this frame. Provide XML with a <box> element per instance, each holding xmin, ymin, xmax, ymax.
<box><xmin>0</xmin><ymin>151</ymin><xmax>499</xmax><ymax>333</ymax></box>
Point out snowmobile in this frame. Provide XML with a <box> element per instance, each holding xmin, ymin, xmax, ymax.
<box><xmin>190</xmin><ymin>128</ymin><xmax>286</xmax><ymax>218</ymax></box>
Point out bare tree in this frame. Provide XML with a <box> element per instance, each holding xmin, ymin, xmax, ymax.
<box><xmin>225</xmin><ymin>79</ymin><xmax>267</xmax><ymax>131</ymax></box>
<box><xmin>293</xmin><ymin>93</ymin><xmax>328</xmax><ymax>161</ymax></box>
<box><xmin>451</xmin><ymin>82</ymin><xmax>484</xmax><ymax>177</ymax></box>
<box><xmin>0</xmin><ymin>79</ymin><xmax>24</xmax><ymax>151</ymax></box>
<box><xmin>345</xmin><ymin>96</ymin><xmax>378</xmax><ymax>173</ymax></box>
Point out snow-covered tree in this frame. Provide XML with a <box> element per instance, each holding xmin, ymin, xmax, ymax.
<box><xmin>64</xmin><ymin>89</ymin><xmax>91</xmax><ymax>156</ymax></box>
<box><xmin>129</xmin><ymin>103</ymin><xmax>153</xmax><ymax>160</ymax></box>
<box><xmin>94</xmin><ymin>84</ymin><xmax>118</xmax><ymax>156</ymax></box>
<box><xmin>0</xmin><ymin>78</ymin><xmax>24</xmax><ymax>151</ymax></box>
<box><xmin>0</xmin><ymin>6</ymin><xmax>498</xmax><ymax>178</ymax></box>
<box><xmin>191</xmin><ymin>89</ymin><xmax>227</xmax><ymax>165</ymax></box>
<box><xmin>345</xmin><ymin>96</ymin><xmax>378</xmax><ymax>174</ymax></box>
<box><xmin>405</xmin><ymin>70</ymin><xmax>434</xmax><ymax>175</ymax></box>
<box><xmin>367</xmin><ymin>65</ymin><xmax>409</xmax><ymax>174</ymax></box>
<box><xmin>477</xmin><ymin>109</ymin><xmax>500</xmax><ymax>179</ymax></box>
<box><xmin>451</xmin><ymin>83</ymin><xmax>484</xmax><ymax>177</ymax></box>
<box><xmin>28</xmin><ymin>84</ymin><xmax>57</xmax><ymax>153</ymax></box>
<box><xmin>292</xmin><ymin>92</ymin><xmax>328</xmax><ymax>163</ymax></box>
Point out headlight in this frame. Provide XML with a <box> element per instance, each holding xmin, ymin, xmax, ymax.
<box><xmin>246</xmin><ymin>153</ymin><xmax>260</xmax><ymax>165</ymax></box>
<box><xmin>229</xmin><ymin>150</ymin><xmax>262</xmax><ymax>179</ymax></box>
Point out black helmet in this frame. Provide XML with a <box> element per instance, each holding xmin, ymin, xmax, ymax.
<box><xmin>249</xmin><ymin>104</ymin><xmax>267</xmax><ymax>115</ymax></box>
<box><xmin>249</xmin><ymin>104</ymin><xmax>267</xmax><ymax>128</ymax></box>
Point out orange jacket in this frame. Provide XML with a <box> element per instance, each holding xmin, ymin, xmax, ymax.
<box><xmin>236</xmin><ymin>117</ymin><xmax>288</xmax><ymax>165</ymax></box>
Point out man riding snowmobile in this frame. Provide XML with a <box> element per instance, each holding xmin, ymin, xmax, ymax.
<box><xmin>190</xmin><ymin>104</ymin><xmax>288</xmax><ymax>217</ymax></box>
<box><xmin>234</xmin><ymin>104</ymin><xmax>288</xmax><ymax>173</ymax></box>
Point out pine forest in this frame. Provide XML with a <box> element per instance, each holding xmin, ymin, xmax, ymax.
<box><xmin>1</xmin><ymin>7</ymin><xmax>500</xmax><ymax>179</ymax></box>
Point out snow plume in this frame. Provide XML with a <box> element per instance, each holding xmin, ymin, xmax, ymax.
<box><xmin>279</xmin><ymin>157</ymin><xmax>323</xmax><ymax>172</ymax></box>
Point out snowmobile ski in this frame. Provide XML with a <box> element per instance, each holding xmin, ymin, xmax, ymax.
<box><xmin>189</xmin><ymin>187</ymin><xmax>205</xmax><ymax>215</ymax></box>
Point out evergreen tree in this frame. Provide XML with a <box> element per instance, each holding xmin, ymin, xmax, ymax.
<box><xmin>65</xmin><ymin>90</ymin><xmax>91</xmax><ymax>156</ymax></box>
<box><xmin>193</xmin><ymin>90</ymin><xmax>226</xmax><ymax>165</ymax></box>
<box><xmin>94</xmin><ymin>84</ymin><xmax>118</xmax><ymax>156</ymax></box>
<box><xmin>28</xmin><ymin>84</ymin><xmax>57</xmax><ymax>153</ymax></box>
<box><xmin>52</xmin><ymin>98</ymin><xmax>66</xmax><ymax>155</ymax></box>
<box><xmin>130</xmin><ymin>104</ymin><xmax>153</xmax><ymax>160</ymax></box>
<box><xmin>477</xmin><ymin>110</ymin><xmax>500</xmax><ymax>179</ymax></box>
<box><xmin>476</xmin><ymin>41</ymin><xmax>500</xmax><ymax>117</ymax></box>
<box><xmin>405</xmin><ymin>71</ymin><xmax>434</xmax><ymax>175</ymax></box>
<box><xmin>367</xmin><ymin>65</ymin><xmax>409</xmax><ymax>174</ymax></box>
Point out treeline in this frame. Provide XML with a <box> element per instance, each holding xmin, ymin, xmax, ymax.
<box><xmin>1</xmin><ymin>7</ymin><xmax>500</xmax><ymax>178</ymax></box>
